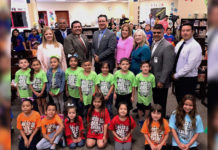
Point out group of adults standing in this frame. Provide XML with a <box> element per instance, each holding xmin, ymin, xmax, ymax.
<box><xmin>36</xmin><ymin>14</ymin><xmax>202</xmax><ymax>116</ymax></box>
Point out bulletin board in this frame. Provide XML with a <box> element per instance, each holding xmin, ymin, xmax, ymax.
<box><xmin>150</xmin><ymin>7</ymin><xmax>166</xmax><ymax>19</ymax></box>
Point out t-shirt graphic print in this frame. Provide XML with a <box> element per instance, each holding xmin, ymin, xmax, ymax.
<box><xmin>81</xmin><ymin>80</ymin><xmax>94</xmax><ymax>96</ymax></box>
<box><xmin>139</xmin><ymin>81</ymin><xmax>151</xmax><ymax>97</ymax></box>
<box><xmin>117</xmin><ymin>77</ymin><xmax>131</xmax><ymax>95</ymax></box>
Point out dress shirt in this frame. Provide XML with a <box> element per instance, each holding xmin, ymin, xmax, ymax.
<box><xmin>152</xmin><ymin>37</ymin><xmax>164</xmax><ymax>56</ymax></box>
<box><xmin>174</xmin><ymin>37</ymin><xmax>202</xmax><ymax>79</ymax></box>
<box><xmin>60</xmin><ymin>30</ymin><xmax>67</xmax><ymax>38</ymax></box>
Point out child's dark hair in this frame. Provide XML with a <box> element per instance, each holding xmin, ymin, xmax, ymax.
<box><xmin>140</xmin><ymin>61</ymin><xmax>150</xmax><ymax>67</ymax></box>
<box><xmin>11</xmin><ymin>29</ymin><xmax>19</xmax><ymax>49</ymax></box>
<box><xmin>68</xmin><ymin>56</ymin><xmax>79</xmax><ymax>65</ymax></box>
<box><xmin>18</xmin><ymin>58</ymin><xmax>29</xmax><ymax>63</ymax></box>
<box><xmin>22</xmin><ymin>99</ymin><xmax>33</xmax><ymax>106</ymax></box>
<box><xmin>148</xmin><ymin>104</ymin><xmax>164</xmax><ymax>133</ymax></box>
<box><xmin>82</xmin><ymin>59</ymin><xmax>91</xmax><ymax>65</ymax></box>
<box><xmin>65</xmin><ymin>104</ymin><xmax>79</xmax><ymax>124</ymax></box>
<box><xmin>50</xmin><ymin>56</ymin><xmax>60</xmax><ymax>62</ymax></box>
<box><xmin>167</xmin><ymin>27</ymin><xmax>172</xmax><ymax>31</ymax></box>
<box><xmin>117</xmin><ymin>102</ymin><xmax>132</xmax><ymax>131</ymax></box>
<box><xmin>176</xmin><ymin>94</ymin><xmax>197</xmax><ymax>130</ymax></box>
<box><xmin>46</xmin><ymin>102</ymin><xmax>57</xmax><ymax>111</ymax></box>
<box><xmin>120</xmin><ymin>57</ymin><xmax>130</xmax><ymax>64</ymax></box>
<box><xmin>100</xmin><ymin>61</ymin><xmax>110</xmax><ymax>70</ymax></box>
<box><xmin>31</xmin><ymin>28</ymin><xmax>39</xmax><ymax>34</ymax></box>
<box><xmin>30</xmin><ymin>59</ymin><xmax>41</xmax><ymax>81</ymax></box>
<box><xmin>88</xmin><ymin>92</ymin><xmax>106</xmax><ymax>126</ymax></box>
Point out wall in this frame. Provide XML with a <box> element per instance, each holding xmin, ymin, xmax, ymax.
<box><xmin>139</xmin><ymin>0</ymin><xmax>178</xmax><ymax>22</ymax></box>
<box><xmin>37</xmin><ymin>2</ymin><xmax>128</xmax><ymax>26</ymax></box>
<box><xmin>177</xmin><ymin>0</ymin><xmax>207</xmax><ymax>19</ymax></box>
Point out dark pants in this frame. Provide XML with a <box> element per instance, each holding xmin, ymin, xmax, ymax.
<box><xmin>153</xmin><ymin>88</ymin><xmax>168</xmax><ymax>117</ymax></box>
<box><xmin>144</xmin><ymin>144</ymin><xmax>166</xmax><ymax>150</ymax></box>
<box><xmin>70</xmin><ymin>97</ymin><xmax>84</xmax><ymax>117</ymax></box>
<box><xmin>106</xmin><ymin>94</ymin><xmax>113</xmax><ymax>120</ymax></box>
<box><xmin>115</xmin><ymin>93</ymin><xmax>132</xmax><ymax>110</ymax></box>
<box><xmin>174</xmin><ymin>77</ymin><xmax>197</xmax><ymax>104</ymax></box>
<box><xmin>94</xmin><ymin>61</ymin><xmax>114</xmax><ymax>74</ymax></box>
<box><xmin>19</xmin><ymin>131</ymin><xmax>40</xmax><ymax>150</ymax></box>
<box><xmin>171</xmin><ymin>146</ymin><xmax>198</xmax><ymax>150</ymax></box>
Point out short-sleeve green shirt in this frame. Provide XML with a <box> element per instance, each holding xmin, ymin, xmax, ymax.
<box><xmin>65</xmin><ymin>67</ymin><xmax>83</xmax><ymax>98</ymax></box>
<box><xmin>28</xmin><ymin>70</ymin><xmax>47</xmax><ymax>92</ymax></box>
<box><xmin>50</xmin><ymin>71</ymin><xmax>60</xmax><ymax>95</ymax></box>
<box><xmin>114</xmin><ymin>70</ymin><xmax>136</xmax><ymax>95</ymax></box>
<box><xmin>15</xmin><ymin>68</ymin><xmax>32</xmax><ymax>98</ymax></box>
<box><xmin>135</xmin><ymin>73</ymin><xmax>155</xmax><ymax>106</ymax></box>
<box><xmin>76</xmin><ymin>71</ymin><xmax>97</xmax><ymax>105</ymax></box>
<box><xmin>96</xmin><ymin>73</ymin><xmax>114</xmax><ymax>96</ymax></box>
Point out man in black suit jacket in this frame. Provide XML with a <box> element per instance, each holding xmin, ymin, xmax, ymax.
<box><xmin>92</xmin><ymin>14</ymin><xmax>117</xmax><ymax>74</ymax></box>
<box><xmin>54</xmin><ymin>18</ymin><xmax>71</xmax><ymax>45</ymax></box>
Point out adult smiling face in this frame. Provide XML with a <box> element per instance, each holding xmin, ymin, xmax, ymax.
<box><xmin>98</xmin><ymin>15</ymin><xmax>108</xmax><ymax>30</ymax></box>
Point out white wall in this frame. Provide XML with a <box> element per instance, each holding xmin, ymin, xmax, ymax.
<box><xmin>37</xmin><ymin>2</ymin><xmax>128</xmax><ymax>26</ymax></box>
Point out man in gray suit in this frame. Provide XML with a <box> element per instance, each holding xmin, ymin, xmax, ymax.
<box><xmin>150</xmin><ymin>24</ymin><xmax>175</xmax><ymax>117</ymax></box>
<box><xmin>92</xmin><ymin>14</ymin><xmax>117</xmax><ymax>74</ymax></box>
<box><xmin>64</xmin><ymin>20</ymin><xmax>91</xmax><ymax>65</ymax></box>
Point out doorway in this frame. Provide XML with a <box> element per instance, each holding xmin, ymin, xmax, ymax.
<box><xmin>55</xmin><ymin>11</ymin><xmax>70</xmax><ymax>27</ymax></box>
<box><xmin>38</xmin><ymin>11</ymin><xmax>48</xmax><ymax>28</ymax></box>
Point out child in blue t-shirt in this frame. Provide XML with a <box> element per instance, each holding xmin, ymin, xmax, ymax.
<box><xmin>164</xmin><ymin>28</ymin><xmax>175</xmax><ymax>46</ymax></box>
<box><xmin>28</xmin><ymin>28</ymin><xmax>41</xmax><ymax>50</ymax></box>
<box><xmin>169</xmin><ymin>94</ymin><xmax>204</xmax><ymax>150</ymax></box>
<box><xmin>11</xmin><ymin>29</ymin><xmax>27</xmax><ymax>52</ymax></box>
<box><xmin>144</xmin><ymin>24</ymin><xmax>153</xmax><ymax>47</ymax></box>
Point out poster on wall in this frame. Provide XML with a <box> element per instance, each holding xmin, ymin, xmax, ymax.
<box><xmin>150</xmin><ymin>7</ymin><xmax>166</xmax><ymax>19</ymax></box>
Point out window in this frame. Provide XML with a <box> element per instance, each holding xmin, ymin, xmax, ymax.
<box><xmin>11</xmin><ymin>11</ymin><xmax>28</xmax><ymax>28</ymax></box>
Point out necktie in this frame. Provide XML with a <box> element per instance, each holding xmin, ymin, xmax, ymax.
<box><xmin>98</xmin><ymin>31</ymin><xmax>103</xmax><ymax>48</ymax></box>
<box><xmin>62</xmin><ymin>32</ymin><xmax>66</xmax><ymax>39</ymax></box>
<box><xmin>173</xmin><ymin>41</ymin><xmax>186</xmax><ymax>73</ymax></box>
<box><xmin>78</xmin><ymin>36</ymin><xmax>87</xmax><ymax>55</ymax></box>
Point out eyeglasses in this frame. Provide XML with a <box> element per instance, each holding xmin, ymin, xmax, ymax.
<box><xmin>153</xmin><ymin>32</ymin><xmax>162</xmax><ymax>34</ymax></box>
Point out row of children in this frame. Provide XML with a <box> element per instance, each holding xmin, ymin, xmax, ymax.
<box><xmin>15</xmin><ymin>56</ymin><xmax>155</xmax><ymax>127</ymax></box>
<box><xmin>17</xmin><ymin>93</ymin><xmax>204</xmax><ymax>150</ymax></box>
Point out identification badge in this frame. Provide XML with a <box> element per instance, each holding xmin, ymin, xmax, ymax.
<box><xmin>154</xmin><ymin>57</ymin><xmax>158</xmax><ymax>63</ymax></box>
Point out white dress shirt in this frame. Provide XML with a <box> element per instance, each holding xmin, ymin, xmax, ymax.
<box><xmin>152</xmin><ymin>37</ymin><xmax>164</xmax><ymax>56</ymax></box>
<box><xmin>174</xmin><ymin>37</ymin><xmax>202</xmax><ymax>79</ymax></box>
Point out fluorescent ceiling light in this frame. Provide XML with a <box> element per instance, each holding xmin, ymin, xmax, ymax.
<box><xmin>56</xmin><ymin>0</ymin><xmax>66</xmax><ymax>1</ymax></box>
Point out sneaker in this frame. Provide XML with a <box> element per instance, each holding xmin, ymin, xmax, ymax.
<box><xmin>139</xmin><ymin>120</ymin><xmax>144</xmax><ymax>128</ymax></box>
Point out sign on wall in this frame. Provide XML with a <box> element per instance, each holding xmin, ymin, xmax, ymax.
<box><xmin>151</xmin><ymin>7</ymin><xmax>166</xmax><ymax>20</ymax></box>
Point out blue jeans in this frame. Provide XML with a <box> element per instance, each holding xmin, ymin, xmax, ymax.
<box><xmin>70</xmin><ymin>97</ymin><xmax>84</xmax><ymax>117</ymax></box>
<box><xmin>106</xmin><ymin>93</ymin><xmax>113</xmax><ymax>119</ymax></box>
<box><xmin>69</xmin><ymin>139</ymin><xmax>85</xmax><ymax>149</ymax></box>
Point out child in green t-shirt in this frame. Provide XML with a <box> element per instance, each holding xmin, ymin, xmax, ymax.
<box><xmin>76</xmin><ymin>60</ymin><xmax>97</xmax><ymax>117</ymax></box>
<box><xmin>135</xmin><ymin>61</ymin><xmax>155</xmax><ymax>128</ymax></box>
<box><xmin>15</xmin><ymin>58</ymin><xmax>32</xmax><ymax>101</ymax></box>
<box><xmin>47</xmin><ymin>56</ymin><xmax>65</xmax><ymax>114</ymax></box>
<box><xmin>114</xmin><ymin>58</ymin><xmax>136</xmax><ymax>110</ymax></box>
<box><xmin>96</xmin><ymin>62</ymin><xmax>114</xmax><ymax>119</ymax></box>
<box><xmin>28</xmin><ymin>59</ymin><xmax>48</xmax><ymax>115</ymax></box>
<box><xmin>65</xmin><ymin>56</ymin><xmax>83</xmax><ymax>116</ymax></box>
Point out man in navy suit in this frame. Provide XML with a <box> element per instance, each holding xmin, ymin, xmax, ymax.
<box><xmin>54</xmin><ymin>18</ymin><xmax>71</xmax><ymax>46</ymax></box>
<box><xmin>92</xmin><ymin>14</ymin><xmax>117</xmax><ymax>74</ymax></box>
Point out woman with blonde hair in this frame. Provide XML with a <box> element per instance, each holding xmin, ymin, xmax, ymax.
<box><xmin>130</xmin><ymin>29</ymin><xmax>151</xmax><ymax>75</ymax></box>
<box><xmin>37</xmin><ymin>26</ymin><xmax>67</xmax><ymax>71</ymax></box>
<box><xmin>115</xmin><ymin>23</ymin><xmax>134</xmax><ymax>67</ymax></box>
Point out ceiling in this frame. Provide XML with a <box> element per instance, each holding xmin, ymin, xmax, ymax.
<box><xmin>36</xmin><ymin>0</ymin><xmax>128</xmax><ymax>2</ymax></box>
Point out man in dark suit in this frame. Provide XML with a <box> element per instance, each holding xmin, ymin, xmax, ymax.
<box><xmin>150</xmin><ymin>24</ymin><xmax>175</xmax><ymax>117</ymax></box>
<box><xmin>64</xmin><ymin>20</ymin><xmax>91</xmax><ymax>65</ymax></box>
<box><xmin>54</xmin><ymin>18</ymin><xmax>71</xmax><ymax>45</ymax></box>
<box><xmin>92</xmin><ymin>14</ymin><xmax>117</xmax><ymax>74</ymax></box>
